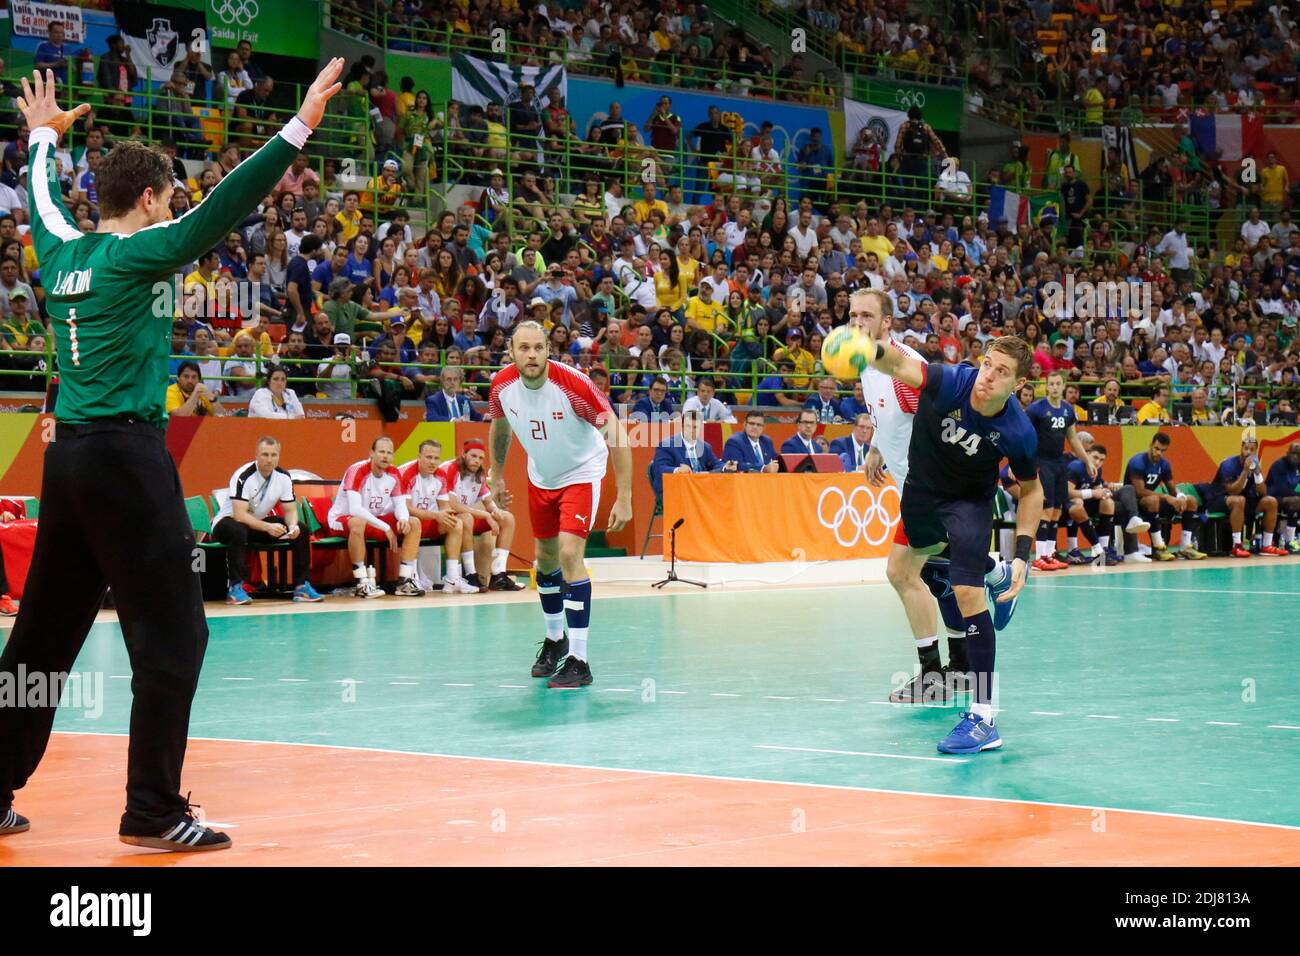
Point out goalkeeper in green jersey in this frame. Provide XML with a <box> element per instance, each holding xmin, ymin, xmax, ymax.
<box><xmin>0</xmin><ymin>61</ymin><xmax>344</xmax><ymax>852</ymax></box>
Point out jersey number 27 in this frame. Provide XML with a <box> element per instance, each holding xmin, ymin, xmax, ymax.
<box><xmin>941</xmin><ymin>417</ymin><xmax>982</xmax><ymax>456</ymax></box>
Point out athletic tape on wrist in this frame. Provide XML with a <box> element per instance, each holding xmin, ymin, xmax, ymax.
<box><xmin>1015</xmin><ymin>534</ymin><xmax>1033</xmax><ymax>562</ymax></box>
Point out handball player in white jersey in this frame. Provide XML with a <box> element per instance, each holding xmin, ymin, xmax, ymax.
<box><xmin>844</xmin><ymin>289</ymin><xmax>1015</xmax><ymax>704</ymax></box>
<box><xmin>487</xmin><ymin>321</ymin><xmax>633</xmax><ymax>688</ymax></box>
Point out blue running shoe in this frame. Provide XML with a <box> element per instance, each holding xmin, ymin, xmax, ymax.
<box><xmin>1064</xmin><ymin>548</ymin><xmax>1090</xmax><ymax>565</ymax></box>
<box><xmin>226</xmin><ymin>583</ymin><xmax>252</xmax><ymax>606</ymax></box>
<box><xmin>986</xmin><ymin>560</ymin><xmax>1019</xmax><ymax>631</ymax></box>
<box><xmin>293</xmin><ymin>581</ymin><xmax>324</xmax><ymax>603</ymax></box>
<box><xmin>1103</xmin><ymin>547</ymin><xmax>1124</xmax><ymax>566</ymax></box>
<box><xmin>937</xmin><ymin>711</ymin><xmax>1003</xmax><ymax>754</ymax></box>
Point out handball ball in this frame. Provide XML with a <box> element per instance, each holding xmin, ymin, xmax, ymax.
<box><xmin>821</xmin><ymin>325</ymin><xmax>874</xmax><ymax>380</ymax></box>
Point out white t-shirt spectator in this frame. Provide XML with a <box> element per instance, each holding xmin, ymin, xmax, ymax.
<box><xmin>248</xmin><ymin>386</ymin><xmax>305</xmax><ymax>418</ymax></box>
<box><xmin>211</xmin><ymin>461</ymin><xmax>295</xmax><ymax>528</ymax></box>
<box><xmin>936</xmin><ymin>168</ymin><xmax>972</xmax><ymax>200</ymax></box>
<box><xmin>788</xmin><ymin>223</ymin><xmax>819</xmax><ymax>259</ymax></box>
<box><xmin>1241</xmin><ymin>218</ymin><xmax>1271</xmax><ymax>249</ymax></box>
<box><xmin>681</xmin><ymin>394</ymin><xmax>737</xmax><ymax>422</ymax></box>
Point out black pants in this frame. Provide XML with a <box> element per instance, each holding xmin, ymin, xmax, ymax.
<box><xmin>210</xmin><ymin>515</ymin><xmax>311</xmax><ymax>587</ymax></box>
<box><xmin>0</xmin><ymin>420</ymin><xmax>208</xmax><ymax>834</ymax></box>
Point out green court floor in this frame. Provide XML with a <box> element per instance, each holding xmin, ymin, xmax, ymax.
<box><xmin>50</xmin><ymin>564</ymin><xmax>1300</xmax><ymax>828</ymax></box>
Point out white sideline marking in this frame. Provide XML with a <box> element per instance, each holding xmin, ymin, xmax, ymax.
<box><xmin>755</xmin><ymin>744</ymin><xmax>963</xmax><ymax>764</ymax></box>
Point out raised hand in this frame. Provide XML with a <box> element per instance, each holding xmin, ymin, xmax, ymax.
<box><xmin>16</xmin><ymin>70</ymin><xmax>90</xmax><ymax>137</ymax></box>
<box><xmin>296</xmin><ymin>57</ymin><xmax>346</xmax><ymax>131</ymax></box>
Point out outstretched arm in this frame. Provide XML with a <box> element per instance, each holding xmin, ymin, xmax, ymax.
<box><xmin>862</xmin><ymin>339</ymin><xmax>926</xmax><ymax>390</ymax></box>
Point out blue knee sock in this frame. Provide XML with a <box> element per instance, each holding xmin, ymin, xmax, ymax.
<box><xmin>963</xmin><ymin>609</ymin><xmax>997</xmax><ymax>718</ymax></box>
<box><xmin>538</xmin><ymin>568</ymin><xmax>565</xmax><ymax>642</ymax></box>
<box><xmin>563</xmin><ymin>578</ymin><xmax>592</xmax><ymax>662</ymax></box>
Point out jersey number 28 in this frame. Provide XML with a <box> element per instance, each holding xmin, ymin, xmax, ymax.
<box><xmin>940</xmin><ymin>417</ymin><xmax>982</xmax><ymax>456</ymax></box>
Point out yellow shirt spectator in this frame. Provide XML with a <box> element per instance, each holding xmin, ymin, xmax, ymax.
<box><xmin>861</xmin><ymin>234</ymin><xmax>894</xmax><ymax>263</ymax></box>
<box><xmin>1083</xmin><ymin>87</ymin><xmax>1104</xmax><ymax>125</ymax></box>
<box><xmin>1137</xmin><ymin>400</ymin><xmax>1170</xmax><ymax>423</ymax></box>
<box><xmin>183</xmin><ymin>268</ymin><xmax>217</xmax><ymax>300</ymax></box>
<box><xmin>634</xmin><ymin>197</ymin><xmax>669</xmax><ymax>224</ymax></box>
<box><xmin>165</xmin><ymin>382</ymin><xmax>216</xmax><ymax>415</ymax></box>
<box><xmin>1260</xmin><ymin>163</ymin><xmax>1289</xmax><ymax>206</ymax></box>
<box><xmin>485</xmin><ymin>119</ymin><xmax>508</xmax><ymax>154</ymax></box>
<box><xmin>335</xmin><ymin>209</ymin><xmax>362</xmax><ymax>244</ymax></box>
<box><xmin>655</xmin><ymin>270</ymin><xmax>689</xmax><ymax>311</ymax></box>
<box><xmin>774</xmin><ymin>343</ymin><xmax>816</xmax><ymax>389</ymax></box>
<box><xmin>684</xmin><ymin>294</ymin><xmax>728</xmax><ymax>334</ymax></box>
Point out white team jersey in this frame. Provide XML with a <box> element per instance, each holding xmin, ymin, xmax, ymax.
<box><xmin>488</xmin><ymin>361</ymin><xmax>612</xmax><ymax>490</ymax></box>
<box><xmin>396</xmin><ymin>461</ymin><xmax>449</xmax><ymax>513</ymax></box>
<box><xmin>212</xmin><ymin>461</ymin><xmax>294</xmax><ymax>529</ymax></box>
<box><xmin>328</xmin><ymin>459</ymin><xmax>404</xmax><ymax>526</ymax></box>
<box><xmin>860</xmin><ymin>338</ymin><xmax>923</xmax><ymax>487</ymax></box>
<box><xmin>435</xmin><ymin>460</ymin><xmax>491</xmax><ymax>508</ymax></box>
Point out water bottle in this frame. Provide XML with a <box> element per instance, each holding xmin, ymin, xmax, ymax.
<box><xmin>79</xmin><ymin>49</ymin><xmax>93</xmax><ymax>86</ymax></box>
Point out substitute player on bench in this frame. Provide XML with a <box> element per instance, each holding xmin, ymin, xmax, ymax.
<box><xmin>329</xmin><ymin>436</ymin><xmax>424</xmax><ymax>597</ymax></box>
<box><xmin>0</xmin><ymin>62</ymin><xmax>345</xmax><ymax>850</ymax></box>
<box><xmin>396</xmin><ymin>439</ymin><xmax>478</xmax><ymax>594</ymax></box>
<box><xmin>859</xmin><ymin>334</ymin><xmax>1043</xmax><ymax>754</ymax></box>
<box><xmin>488</xmin><ymin>321</ymin><xmax>632</xmax><ymax>689</ymax></box>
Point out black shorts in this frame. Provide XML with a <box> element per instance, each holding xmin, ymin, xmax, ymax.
<box><xmin>900</xmin><ymin>484</ymin><xmax>993</xmax><ymax>589</ymax></box>
<box><xmin>1037</xmin><ymin>458</ymin><xmax>1069</xmax><ymax>510</ymax></box>
<box><xmin>1199</xmin><ymin>484</ymin><xmax>1260</xmax><ymax>519</ymax></box>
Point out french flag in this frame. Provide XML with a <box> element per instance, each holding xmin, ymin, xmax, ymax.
<box><xmin>1188</xmin><ymin>111</ymin><xmax>1263</xmax><ymax>162</ymax></box>
<box><xmin>988</xmin><ymin>186</ymin><xmax>1029</xmax><ymax>229</ymax></box>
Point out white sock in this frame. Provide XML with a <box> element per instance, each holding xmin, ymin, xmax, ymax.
<box><xmin>984</xmin><ymin>559</ymin><xmax>1008</xmax><ymax>586</ymax></box>
<box><xmin>491</xmin><ymin>547</ymin><xmax>508</xmax><ymax>574</ymax></box>
<box><xmin>1263</xmin><ymin>532</ymin><xmax>1274</xmax><ymax>547</ymax></box>
<box><xmin>1035</xmin><ymin>540</ymin><xmax>1047</xmax><ymax>559</ymax></box>
<box><xmin>1232</xmin><ymin>532</ymin><xmax>1242</xmax><ymax>546</ymax></box>
<box><xmin>400</xmin><ymin>561</ymin><xmax>415</xmax><ymax>579</ymax></box>
<box><xmin>460</xmin><ymin>551</ymin><xmax>476</xmax><ymax>575</ymax></box>
<box><xmin>1099</xmin><ymin>535</ymin><xmax>1110</xmax><ymax>550</ymax></box>
<box><xmin>1284</xmin><ymin>523</ymin><xmax>1295</xmax><ymax>544</ymax></box>
<box><xmin>353</xmin><ymin>563</ymin><xmax>367</xmax><ymax>581</ymax></box>
<box><xmin>1152</xmin><ymin>531</ymin><xmax>1165</xmax><ymax>549</ymax></box>
<box><xmin>544</xmin><ymin>612</ymin><xmax>565</xmax><ymax>642</ymax></box>
<box><xmin>969</xmin><ymin>701</ymin><xmax>995</xmax><ymax>724</ymax></box>
<box><xmin>1180</xmin><ymin>530</ymin><xmax>1192</xmax><ymax>548</ymax></box>
<box><xmin>1068</xmin><ymin>535</ymin><xmax>1078</xmax><ymax>552</ymax></box>
<box><xmin>446</xmin><ymin>559</ymin><xmax>462</xmax><ymax>580</ymax></box>
<box><xmin>568</xmin><ymin>629</ymin><xmax>589</xmax><ymax>661</ymax></box>
<box><xmin>915</xmin><ymin>635</ymin><xmax>938</xmax><ymax>649</ymax></box>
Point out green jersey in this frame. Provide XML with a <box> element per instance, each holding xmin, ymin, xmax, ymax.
<box><xmin>28</xmin><ymin>120</ymin><xmax>309</xmax><ymax>426</ymax></box>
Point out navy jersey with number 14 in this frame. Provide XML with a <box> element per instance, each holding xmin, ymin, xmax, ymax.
<box><xmin>907</xmin><ymin>362</ymin><xmax>1038</xmax><ymax>502</ymax></box>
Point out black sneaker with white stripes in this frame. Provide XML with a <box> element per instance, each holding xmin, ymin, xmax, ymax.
<box><xmin>547</xmin><ymin>655</ymin><xmax>593</xmax><ymax>689</ymax></box>
<box><xmin>888</xmin><ymin>670</ymin><xmax>954</xmax><ymax>705</ymax></box>
<box><xmin>531</xmin><ymin>636</ymin><xmax>568</xmax><ymax>678</ymax></box>
<box><xmin>0</xmin><ymin>806</ymin><xmax>30</xmax><ymax>835</ymax></box>
<box><xmin>488</xmin><ymin>572</ymin><xmax>525</xmax><ymax>591</ymax></box>
<box><xmin>119</xmin><ymin>795</ymin><xmax>231</xmax><ymax>852</ymax></box>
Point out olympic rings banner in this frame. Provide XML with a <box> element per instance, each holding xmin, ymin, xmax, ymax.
<box><xmin>662</xmin><ymin>473</ymin><xmax>901</xmax><ymax>563</ymax></box>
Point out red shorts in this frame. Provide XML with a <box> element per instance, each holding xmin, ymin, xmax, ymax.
<box><xmin>418</xmin><ymin>518</ymin><xmax>447</xmax><ymax>541</ymax></box>
<box><xmin>471</xmin><ymin>517</ymin><xmax>493</xmax><ymax>536</ymax></box>
<box><xmin>893</xmin><ymin>522</ymin><xmax>909</xmax><ymax>546</ymax></box>
<box><xmin>360</xmin><ymin>513</ymin><xmax>401</xmax><ymax>540</ymax></box>
<box><xmin>528</xmin><ymin>478</ymin><xmax>600</xmax><ymax>540</ymax></box>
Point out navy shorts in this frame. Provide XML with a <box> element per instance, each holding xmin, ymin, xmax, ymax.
<box><xmin>1037</xmin><ymin>458</ymin><xmax>1069</xmax><ymax>510</ymax></box>
<box><xmin>900</xmin><ymin>484</ymin><xmax>993</xmax><ymax>589</ymax></box>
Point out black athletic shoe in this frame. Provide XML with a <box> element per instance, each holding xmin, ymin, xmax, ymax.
<box><xmin>0</xmin><ymin>807</ymin><xmax>30</xmax><ymax>835</ymax></box>
<box><xmin>547</xmin><ymin>655</ymin><xmax>593</xmax><ymax>689</ymax></box>
<box><xmin>488</xmin><ymin>571</ymin><xmax>525</xmax><ymax>591</ymax></box>
<box><xmin>888</xmin><ymin>670</ymin><xmax>954</xmax><ymax>704</ymax></box>
<box><xmin>531</xmin><ymin>636</ymin><xmax>569</xmax><ymax>678</ymax></box>
<box><xmin>119</xmin><ymin>794</ymin><xmax>231</xmax><ymax>852</ymax></box>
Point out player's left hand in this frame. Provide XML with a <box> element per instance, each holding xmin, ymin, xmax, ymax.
<box><xmin>998</xmin><ymin>558</ymin><xmax>1028</xmax><ymax>603</ymax></box>
<box><xmin>864</xmin><ymin>446</ymin><xmax>888</xmax><ymax>486</ymax></box>
<box><xmin>296</xmin><ymin>58</ymin><xmax>345</xmax><ymax>131</ymax></box>
<box><xmin>607</xmin><ymin>496</ymin><xmax>632</xmax><ymax>533</ymax></box>
<box><xmin>1085</xmin><ymin>459</ymin><xmax>1099</xmax><ymax>480</ymax></box>
<box><xmin>17</xmin><ymin>70</ymin><xmax>90</xmax><ymax>138</ymax></box>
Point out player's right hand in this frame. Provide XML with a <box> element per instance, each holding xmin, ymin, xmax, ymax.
<box><xmin>999</xmin><ymin>558</ymin><xmax>1028</xmax><ymax>603</ymax></box>
<box><xmin>864</xmin><ymin>446</ymin><xmax>887</xmax><ymax>486</ymax></box>
<box><xmin>386</xmin><ymin>528</ymin><xmax>398</xmax><ymax>550</ymax></box>
<box><xmin>17</xmin><ymin>70</ymin><xmax>90</xmax><ymax>137</ymax></box>
<box><xmin>296</xmin><ymin>57</ymin><xmax>345</xmax><ymax>130</ymax></box>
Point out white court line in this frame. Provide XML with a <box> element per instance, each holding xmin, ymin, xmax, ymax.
<box><xmin>598</xmin><ymin>688</ymin><xmax>635</xmax><ymax>694</ymax></box>
<box><xmin>1030</xmin><ymin>711</ymin><xmax>1064</xmax><ymax>716</ymax></box>
<box><xmin>867</xmin><ymin>700</ymin><xmax>895</xmax><ymax>706</ymax></box>
<box><xmin>109</xmin><ymin>675</ymin><xmax>131</xmax><ymax>680</ymax></box>
<box><xmin>278</xmin><ymin>679</ymin><xmax>309</xmax><ymax>683</ymax></box>
<box><xmin>389</xmin><ymin>682</ymin><xmax>419</xmax><ymax>686</ymax></box>
<box><xmin>54</xmin><ymin>731</ymin><xmax>1300</xmax><ymax>833</ymax></box>
<box><xmin>1206</xmin><ymin>721</ymin><xmax>1241</xmax><ymax>726</ymax></box>
<box><xmin>222</xmin><ymin>677</ymin><xmax>254</xmax><ymax>682</ymax></box>
<box><xmin>1268</xmin><ymin>725</ymin><xmax>1300</xmax><ymax>730</ymax></box>
<box><xmin>497</xmin><ymin>684</ymin><xmax>527</xmax><ymax>689</ymax></box>
<box><xmin>660</xmin><ymin>690</ymin><xmax>688</xmax><ymax>696</ymax></box>
<box><xmin>755</xmin><ymin>744</ymin><xmax>963</xmax><ymax>764</ymax></box>
<box><xmin>764</xmin><ymin>695</ymin><xmax>795</xmax><ymax>700</ymax></box>
<box><xmin>711</xmin><ymin>693</ymin><xmax>741</xmax><ymax>698</ymax></box>
<box><xmin>1031</xmin><ymin>583</ymin><xmax>1300</xmax><ymax>598</ymax></box>
<box><xmin>335</xmin><ymin>680</ymin><xmax>364</xmax><ymax>685</ymax></box>
<box><xmin>1086</xmin><ymin>714</ymin><xmax>1121</xmax><ymax>719</ymax></box>
<box><xmin>814</xmin><ymin>698</ymin><xmax>847</xmax><ymax>703</ymax></box>
<box><xmin>1147</xmin><ymin>718</ymin><xmax>1181</xmax><ymax>722</ymax></box>
<box><xmin>442</xmin><ymin>683</ymin><xmax>473</xmax><ymax>687</ymax></box>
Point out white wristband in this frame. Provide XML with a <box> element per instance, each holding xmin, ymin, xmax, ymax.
<box><xmin>279</xmin><ymin>116</ymin><xmax>313</xmax><ymax>150</ymax></box>
<box><xmin>1081</xmin><ymin>488</ymin><xmax>1092</xmax><ymax>499</ymax></box>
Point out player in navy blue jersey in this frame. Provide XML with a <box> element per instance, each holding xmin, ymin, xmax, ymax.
<box><xmin>1197</xmin><ymin>432</ymin><xmax>1288</xmax><ymax>557</ymax></box>
<box><xmin>1265</xmin><ymin>442</ymin><xmax>1300</xmax><ymax>553</ymax></box>
<box><xmin>1065</xmin><ymin>443</ymin><xmax>1149</xmax><ymax>565</ymax></box>
<box><xmin>1025</xmin><ymin>369</ymin><xmax>1095</xmax><ymax>569</ymax></box>
<box><xmin>1124</xmin><ymin>432</ymin><xmax>1206</xmax><ymax>561</ymax></box>
<box><xmin>861</xmin><ymin>335</ymin><xmax>1044</xmax><ymax>755</ymax></box>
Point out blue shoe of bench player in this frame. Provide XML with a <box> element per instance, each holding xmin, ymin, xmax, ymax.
<box><xmin>293</xmin><ymin>581</ymin><xmax>324</xmax><ymax>603</ymax></box>
<box><xmin>226</xmin><ymin>583</ymin><xmax>253</xmax><ymax>606</ymax></box>
<box><xmin>986</xmin><ymin>562</ymin><xmax>1019</xmax><ymax>631</ymax></box>
<box><xmin>937</xmin><ymin>711</ymin><xmax>1003</xmax><ymax>754</ymax></box>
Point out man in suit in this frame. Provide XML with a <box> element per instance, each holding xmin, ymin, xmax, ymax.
<box><xmin>424</xmin><ymin>366</ymin><xmax>483</xmax><ymax>422</ymax></box>
<box><xmin>781</xmin><ymin>408</ymin><xmax>821</xmax><ymax>456</ymax></box>
<box><xmin>804</xmin><ymin>377</ymin><xmax>844</xmax><ymax>422</ymax></box>
<box><xmin>651</xmin><ymin>412</ymin><xmax>735</xmax><ymax>495</ymax></box>
<box><xmin>831</xmin><ymin>412</ymin><xmax>874</xmax><ymax>472</ymax></box>
<box><xmin>630</xmin><ymin>377</ymin><xmax>676</xmax><ymax>423</ymax></box>
<box><xmin>723</xmin><ymin>411</ymin><xmax>780</xmax><ymax>473</ymax></box>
